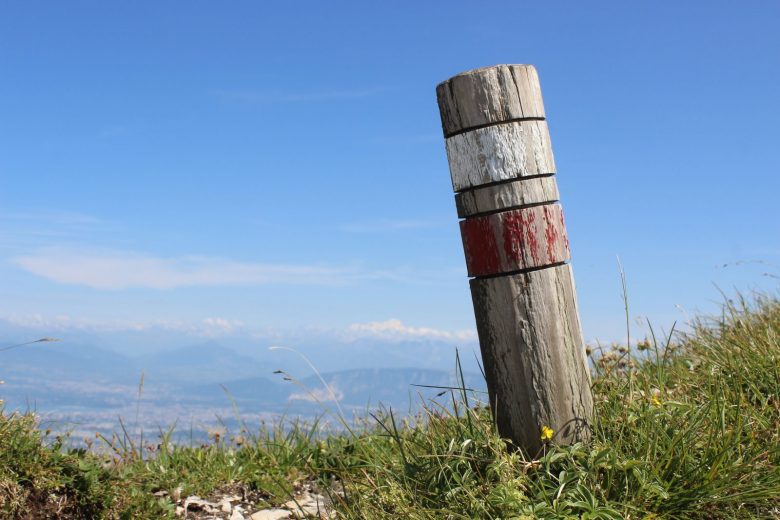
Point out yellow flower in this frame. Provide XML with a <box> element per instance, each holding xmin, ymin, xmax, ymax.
<box><xmin>651</xmin><ymin>396</ymin><xmax>662</xmax><ymax>406</ymax></box>
<box><xmin>540</xmin><ymin>425</ymin><xmax>554</xmax><ymax>442</ymax></box>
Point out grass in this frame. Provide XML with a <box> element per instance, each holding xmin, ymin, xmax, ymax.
<box><xmin>2</xmin><ymin>294</ymin><xmax>780</xmax><ymax>519</ymax></box>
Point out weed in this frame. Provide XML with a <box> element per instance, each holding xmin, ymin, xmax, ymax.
<box><xmin>1</xmin><ymin>295</ymin><xmax>779</xmax><ymax>518</ymax></box>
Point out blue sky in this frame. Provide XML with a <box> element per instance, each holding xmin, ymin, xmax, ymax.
<box><xmin>1</xmin><ymin>1</ymin><xmax>779</xmax><ymax>351</ymax></box>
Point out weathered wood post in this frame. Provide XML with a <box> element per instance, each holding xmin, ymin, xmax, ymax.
<box><xmin>436</xmin><ymin>65</ymin><xmax>593</xmax><ymax>453</ymax></box>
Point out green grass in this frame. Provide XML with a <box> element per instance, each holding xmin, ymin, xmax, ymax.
<box><xmin>2</xmin><ymin>295</ymin><xmax>780</xmax><ymax>519</ymax></box>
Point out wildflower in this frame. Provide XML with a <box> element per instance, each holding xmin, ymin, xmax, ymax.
<box><xmin>208</xmin><ymin>428</ymin><xmax>226</xmax><ymax>442</ymax></box>
<box><xmin>540</xmin><ymin>425</ymin><xmax>554</xmax><ymax>442</ymax></box>
<box><xmin>648</xmin><ymin>387</ymin><xmax>662</xmax><ymax>406</ymax></box>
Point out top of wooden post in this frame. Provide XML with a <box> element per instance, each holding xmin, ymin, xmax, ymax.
<box><xmin>436</xmin><ymin>64</ymin><xmax>546</xmax><ymax>138</ymax></box>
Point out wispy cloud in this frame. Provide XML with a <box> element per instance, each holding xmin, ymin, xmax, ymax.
<box><xmin>2</xmin><ymin>313</ymin><xmax>246</xmax><ymax>337</ymax></box>
<box><xmin>12</xmin><ymin>247</ymin><xmax>351</xmax><ymax>290</ymax></box>
<box><xmin>346</xmin><ymin>319</ymin><xmax>477</xmax><ymax>344</ymax></box>
<box><xmin>340</xmin><ymin>218</ymin><xmax>444</xmax><ymax>233</ymax></box>
<box><xmin>213</xmin><ymin>86</ymin><xmax>390</xmax><ymax>103</ymax></box>
<box><xmin>289</xmin><ymin>386</ymin><xmax>344</xmax><ymax>403</ymax></box>
<box><xmin>3</xmin><ymin>312</ymin><xmax>477</xmax><ymax>345</ymax></box>
<box><xmin>1</xmin><ymin>211</ymin><xmax>103</xmax><ymax>225</ymax></box>
<box><xmin>0</xmin><ymin>211</ymin><xmax>123</xmax><ymax>255</ymax></box>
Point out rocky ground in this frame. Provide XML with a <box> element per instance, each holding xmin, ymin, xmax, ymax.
<box><xmin>169</xmin><ymin>482</ymin><xmax>333</xmax><ymax>520</ymax></box>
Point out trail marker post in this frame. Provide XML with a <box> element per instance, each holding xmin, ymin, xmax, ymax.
<box><xmin>436</xmin><ymin>65</ymin><xmax>593</xmax><ymax>453</ymax></box>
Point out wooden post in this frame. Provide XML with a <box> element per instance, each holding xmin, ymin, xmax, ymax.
<box><xmin>436</xmin><ymin>65</ymin><xmax>593</xmax><ymax>453</ymax></box>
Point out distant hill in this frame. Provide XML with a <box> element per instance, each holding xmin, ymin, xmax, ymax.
<box><xmin>0</xmin><ymin>332</ymin><xmax>484</xmax><ymax>438</ymax></box>
<box><xmin>2</xmin><ymin>341</ymin><xmax>139</xmax><ymax>382</ymax></box>
<box><xmin>298</xmin><ymin>367</ymin><xmax>486</xmax><ymax>409</ymax></box>
<box><xmin>133</xmin><ymin>341</ymin><xmax>268</xmax><ymax>383</ymax></box>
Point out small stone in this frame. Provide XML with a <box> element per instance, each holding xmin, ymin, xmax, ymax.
<box><xmin>286</xmin><ymin>493</ymin><xmax>330</xmax><ymax>518</ymax></box>
<box><xmin>219</xmin><ymin>498</ymin><xmax>233</xmax><ymax>512</ymax></box>
<box><xmin>183</xmin><ymin>496</ymin><xmax>217</xmax><ymax>513</ymax></box>
<box><xmin>250</xmin><ymin>509</ymin><xmax>291</xmax><ymax>520</ymax></box>
<box><xmin>229</xmin><ymin>507</ymin><xmax>246</xmax><ymax>520</ymax></box>
<box><xmin>283</xmin><ymin>494</ymin><xmax>308</xmax><ymax>510</ymax></box>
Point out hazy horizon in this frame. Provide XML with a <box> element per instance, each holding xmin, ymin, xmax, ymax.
<box><xmin>2</xmin><ymin>2</ymin><xmax>779</xmax><ymax>433</ymax></box>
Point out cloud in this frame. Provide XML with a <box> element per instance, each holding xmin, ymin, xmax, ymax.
<box><xmin>1</xmin><ymin>313</ymin><xmax>246</xmax><ymax>337</ymax></box>
<box><xmin>2</xmin><ymin>312</ymin><xmax>477</xmax><ymax>345</ymax></box>
<box><xmin>346</xmin><ymin>319</ymin><xmax>477</xmax><ymax>344</ymax></box>
<box><xmin>201</xmin><ymin>317</ymin><xmax>244</xmax><ymax>334</ymax></box>
<box><xmin>0</xmin><ymin>211</ymin><xmax>113</xmax><ymax>248</ymax></box>
<box><xmin>12</xmin><ymin>247</ymin><xmax>350</xmax><ymax>290</ymax></box>
<box><xmin>289</xmin><ymin>386</ymin><xmax>344</xmax><ymax>403</ymax></box>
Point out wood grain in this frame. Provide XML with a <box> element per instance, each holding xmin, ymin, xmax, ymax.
<box><xmin>445</xmin><ymin>120</ymin><xmax>555</xmax><ymax>192</ymax></box>
<box><xmin>460</xmin><ymin>204</ymin><xmax>570</xmax><ymax>277</ymax></box>
<box><xmin>436</xmin><ymin>64</ymin><xmax>546</xmax><ymax>137</ymax></box>
<box><xmin>470</xmin><ymin>264</ymin><xmax>593</xmax><ymax>453</ymax></box>
<box><xmin>455</xmin><ymin>176</ymin><xmax>559</xmax><ymax>218</ymax></box>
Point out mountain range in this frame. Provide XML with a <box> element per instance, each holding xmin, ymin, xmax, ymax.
<box><xmin>0</xmin><ymin>331</ymin><xmax>485</xmax><ymax>441</ymax></box>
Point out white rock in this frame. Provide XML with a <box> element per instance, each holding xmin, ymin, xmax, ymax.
<box><xmin>219</xmin><ymin>498</ymin><xmax>233</xmax><ymax>513</ymax></box>
<box><xmin>183</xmin><ymin>495</ymin><xmax>217</xmax><ymax>513</ymax></box>
<box><xmin>286</xmin><ymin>493</ymin><xmax>330</xmax><ymax>518</ymax></box>
<box><xmin>250</xmin><ymin>509</ymin><xmax>291</xmax><ymax>520</ymax></box>
<box><xmin>229</xmin><ymin>507</ymin><xmax>246</xmax><ymax>520</ymax></box>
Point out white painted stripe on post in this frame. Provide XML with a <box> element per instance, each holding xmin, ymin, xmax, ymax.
<box><xmin>445</xmin><ymin>120</ymin><xmax>556</xmax><ymax>192</ymax></box>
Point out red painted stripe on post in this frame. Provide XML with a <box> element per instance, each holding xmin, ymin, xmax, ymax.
<box><xmin>460</xmin><ymin>204</ymin><xmax>570</xmax><ymax>277</ymax></box>
<box><xmin>460</xmin><ymin>217</ymin><xmax>501</xmax><ymax>276</ymax></box>
<box><xmin>503</xmin><ymin>208</ymin><xmax>540</xmax><ymax>266</ymax></box>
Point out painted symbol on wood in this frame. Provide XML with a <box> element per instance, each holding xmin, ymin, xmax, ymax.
<box><xmin>459</xmin><ymin>204</ymin><xmax>570</xmax><ymax>277</ymax></box>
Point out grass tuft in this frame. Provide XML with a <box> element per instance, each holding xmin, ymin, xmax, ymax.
<box><xmin>1</xmin><ymin>294</ymin><xmax>780</xmax><ymax>518</ymax></box>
